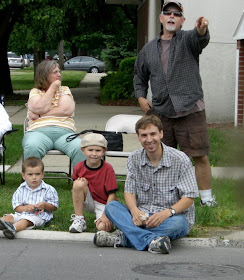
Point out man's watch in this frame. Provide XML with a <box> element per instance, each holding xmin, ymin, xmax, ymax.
<box><xmin>169</xmin><ymin>207</ymin><xmax>176</xmax><ymax>217</ymax></box>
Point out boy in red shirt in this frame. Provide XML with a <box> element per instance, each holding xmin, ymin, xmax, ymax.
<box><xmin>69</xmin><ymin>133</ymin><xmax>118</xmax><ymax>233</ymax></box>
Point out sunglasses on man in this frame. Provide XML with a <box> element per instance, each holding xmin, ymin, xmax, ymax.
<box><xmin>162</xmin><ymin>10</ymin><xmax>183</xmax><ymax>17</ymax></box>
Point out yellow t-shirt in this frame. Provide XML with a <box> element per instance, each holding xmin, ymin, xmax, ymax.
<box><xmin>26</xmin><ymin>86</ymin><xmax>76</xmax><ymax>132</ymax></box>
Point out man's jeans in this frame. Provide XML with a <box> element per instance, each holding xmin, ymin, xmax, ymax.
<box><xmin>105</xmin><ymin>201</ymin><xmax>188</xmax><ymax>251</ymax></box>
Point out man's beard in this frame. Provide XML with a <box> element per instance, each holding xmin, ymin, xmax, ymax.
<box><xmin>165</xmin><ymin>23</ymin><xmax>177</xmax><ymax>32</ymax></box>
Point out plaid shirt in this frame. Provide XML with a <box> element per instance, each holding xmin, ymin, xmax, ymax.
<box><xmin>133</xmin><ymin>28</ymin><xmax>210</xmax><ymax>116</ymax></box>
<box><xmin>12</xmin><ymin>180</ymin><xmax>59</xmax><ymax>223</ymax></box>
<box><xmin>125</xmin><ymin>144</ymin><xmax>199</xmax><ymax>232</ymax></box>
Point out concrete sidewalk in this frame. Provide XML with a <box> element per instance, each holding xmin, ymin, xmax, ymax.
<box><xmin>2</xmin><ymin>73</ymin><xmax>244</xmax><ymax>247</ymax></box>
<box><xmin>5</xmin><ymin>73</ymin><xmax>143</xmax><ymax>175</ymax></box>
<box><xmin>5</xmin><ymin>73</ymin><xmax>244</xmax><ymax>178</ymax></box>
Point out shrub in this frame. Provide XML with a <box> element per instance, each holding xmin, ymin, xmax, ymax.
<box><xmin>100</xmin><ymin>75</ymin><xmax>107</xmax><ymax>89</ymax></box>
<box><xmin>99</xmin><ymin>57</ymin><xmax>136</xmax><ymax>103</ymax></box>
<box><xmin>119</xmin><ymin>56</ymin><xmax>136</xmax><ymax>73</ymax></box>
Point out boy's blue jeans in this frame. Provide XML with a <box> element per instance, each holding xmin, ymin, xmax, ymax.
<box><xmin>105</xmin><ymin>201</ymin><xmax>188</xmax><ymax>251</ymax></box>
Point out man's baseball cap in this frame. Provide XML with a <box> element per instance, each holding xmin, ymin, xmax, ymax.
<box><xmin>162</xmin><ymin>1</ymin><xmax>184</xmax><ymax>13</ymax></box>
<box><xmin>81</xmin><ymin>133</ymin><xmax>107</xmax><ymax>149</ymax></box>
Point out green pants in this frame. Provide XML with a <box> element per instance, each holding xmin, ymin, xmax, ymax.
<box><xmin>22</xmin><ymin>126</ymin><xmax>85</xmax><ymax>168</ymax></box>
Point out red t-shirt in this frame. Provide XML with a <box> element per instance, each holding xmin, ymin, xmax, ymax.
<box><xmin>72</xmin><ymin>160</ymin><xmax>118</xmax><ymax>204</ymax></box>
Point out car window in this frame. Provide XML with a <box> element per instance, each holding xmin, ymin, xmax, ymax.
<box><xmin>81</xmin><ymin>57</ymin><xmax>93</xmax><ymax>62</ymax></box>
<box><xmin>69</xmin><ymin>57</ymin><xmax>81</xmax><ymax>63</ymax></box>
<box><xmin>8</xmin><ymin>53</ymin><xmax>21</xmax><ymax>58</ymax></box>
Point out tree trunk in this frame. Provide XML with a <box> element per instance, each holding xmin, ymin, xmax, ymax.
<box><xmin>33</xmin><ymin>45</ymin><xmax>45</xmax><ymax>78</ymax></box>
<box><xmin>0</xmin><ymin>4</ymin><xmax>25</xmax><ymax>97</ymax></box>
<box><xmin>58</xmin><ymin>40</ymin><xmax>64</xmax><ymax>70</ymax></box>
<box><xmin>71</xmin><ymin>43</ymin><xmax>78</xmax><ymax>57</ymax></box>
<box><xmin>0</xmin><ymin>46</ymin><xmax>13</xmax><ymax>97</ymax></box>
<box><xmin>0</xmin><ymin>9</ymin><xmax>14</xmax><ymax>97</ymax></box>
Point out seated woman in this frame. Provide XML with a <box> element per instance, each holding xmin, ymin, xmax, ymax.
<box><xmin>22</xmin><ymin>60</ymin><xmax>85</xmax><ymax>167</ymax></box>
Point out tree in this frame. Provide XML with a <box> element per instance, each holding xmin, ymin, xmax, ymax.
<box><xmin>0</xmin><ymin>0</ymin><xmax>70</xmax><ymax>96</ymax></box>
<box><xmin>1</xmin><ymin>0</ymin><xmax>138</xmax><ymax>96</ymax></box>
<box><xmin>8</xmin><ymin>2</ymin><xmax>68</xmax><ymax>73</ymax></box>
<box><xmin>100</xmin><ymin>6</ymin><xmax>137</xmax><ymax>70</ymax></box>
<box><xmin>61</xmin><ymin>1</ymin><xmax>137</xmax><ymax>70</ymax></box>
<box><xmin>0</xmin><ymin>1</ymin><xmax>25</xmax><ymax>96</ymax></box>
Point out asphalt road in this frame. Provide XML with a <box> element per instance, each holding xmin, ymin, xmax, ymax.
<box><xmin>1</xmin><ymin>239</ymin><xmax>244</xmax><ymax>280</ymax></box>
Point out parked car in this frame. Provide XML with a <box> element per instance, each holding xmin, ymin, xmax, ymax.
<box><xmin>23</xmin><ymin>54</ymin><xmax>30</xmax><ymax>67</ymax></box>
<box><xmin>29</xmin><ymin>54</ymin><xmax>34</xmax><ymax>62</ymax></box>
<box><xmin>7</xmin><ymin>52</ymin><xmax>25</xmax><ymax>68</ymax></box>
<box><xmin>44</xmin><ymin>52</ymin><xmax>52</xmax><ymax>60</ymax></box>
<box><xmin>64</xmin><ymin>56</ymin><xmax>105</xmax><ymax>73</ymax></box>
<box><xmin>53</xmin><ymin>54</ymin><xmax>59</xmax><ymax>60</ymax></box>
<box><xmin>53</xmin><ymin>54</ymin><xmax>67</xmax><ymax>61</ymax></box>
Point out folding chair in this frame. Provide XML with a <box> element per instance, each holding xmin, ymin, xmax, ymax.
<box><xmin>0</xmin><ymin>96</ymin><xmax>19</xmax><ymax>185</ymax></box>
<box><xmin>104</xmin><ymin>114</ymin><xmax>142</xmax><ymax>180</ymax></box>
<box><xmin>23</xmin><ymin>118</ymin><xmax>72</xmax><ymax>182</ymax></box>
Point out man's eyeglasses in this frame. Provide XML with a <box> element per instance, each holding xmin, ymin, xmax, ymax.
<box><xmin>162</xmin><ymin>10</ymin><xmax>183</xmax><ymax>17</ymax></box>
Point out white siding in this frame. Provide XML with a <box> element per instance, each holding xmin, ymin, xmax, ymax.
<box><xmin>181</xmin><ymin>0</ymin><xmax>244</xmax><ymax>122</ymax></box>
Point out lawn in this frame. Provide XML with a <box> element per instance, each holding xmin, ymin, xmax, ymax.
<box><xmin>1</xmin><ymin>126</ymin><xmax>244</xmax><ymax>236</ymax></box>
<box><xmin>4</xmin><ymin>124</ymin><xmax>244</xmax><ymax>167</ymax></box>
<box><xmin>4</xmin><ymin>125</ymin><xmax>23</xmax><ymax>165</ymax></box>
<box><xmin>10</xmin><ymin>67</ymin><xmax>86</xmax><ymax>90</ymax></box>
<box><xmin>208</xmin><ymin>127</ymin><xmax>244</xmax><ymax>167</ymax></box>
<box><xmin>0</xmin><ymin>174</ymin><xmax>243</xmax><ymax>236</ymax></box>
<box><xmin>5</xmin><ymin>68</ymin><xmax>86</xmax><ymax>106</ymax></box>
<box><xmin>2</xmin><ymin>68</ymin><xmax>244</xmax><ymax>236</ymax></box>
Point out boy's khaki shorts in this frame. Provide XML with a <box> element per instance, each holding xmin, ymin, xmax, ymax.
<box><xmin>84</xmin><ymin>189</ymin><xmax>105</xmax><ymax>223</ymax></box>
<box><xmin>6</xmin><ymin>213</ymin><xmax>45</xmax><ymax>229</ymax></box>
<box><xmin>147</xmin><ymin>109</ymin><xmax>210</xmax><ymax>157</ymax></box>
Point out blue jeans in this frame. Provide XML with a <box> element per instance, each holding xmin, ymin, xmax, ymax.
<box><xmin>22</xmin><ymin>127</ymin><xmax>85</xmax><ymax>167</ymax></box>
<box><xmin>105</xmin><ymin>201</ymin><xmax>188</xmax><ymax>251</ymax></box>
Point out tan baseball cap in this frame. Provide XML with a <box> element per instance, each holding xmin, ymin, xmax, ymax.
<box><xmin>81</xmin><ymin>133</ymin><xmax>107</xmax><ymax>149</ymax></box>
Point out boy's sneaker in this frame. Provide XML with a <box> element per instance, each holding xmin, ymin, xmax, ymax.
<box><xmin>94</xmin><ymin>230</ymin><xmax>124</xmax><ymax>248</ymax></box>
<box><xmin>200</xmin><ymin>195</ymin><xmax>218</xmax><ymax>207</ymax></box>
<box><xmin>69</xmin><ymin>214</ymin><xmax>87</xmax><ymax>233</ymax></box>
<box><xmin>148</xmin><ymin>236</ymin><xmax>171</xmax><ymax>254</ymax></box>
<box><xmin>0</xmin><ymin>219</ymin><xmax>16</xmax><ymax>239</ymax></box>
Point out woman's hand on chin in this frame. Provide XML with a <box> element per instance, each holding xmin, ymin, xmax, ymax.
<box><xmin>49</xmin><ymin>80</ymin><xmax>61</xmax><ymax>92</ymax></box>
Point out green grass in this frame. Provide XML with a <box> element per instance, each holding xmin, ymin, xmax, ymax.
<box><xmin>208</xmin><ymin>128</ymin><xmax>244</xmax><ymax>167</ymax></box>
<box><xmin>11</xmin><ymin>70</ymin><xmax>35</xmax><ymax>90</ymax></box>
<box><xmin>0</xmin><ymin>174</ymin><xmax>243</xmax><ymax>235</ymax></box>
<box><xmin>4</xmin><ymin>124</ymin><xmax>244</xmax><ymax>167</ymax></box>
<box><xmin>189</xmin><ymin>177</ymin><xmax>244</xmax><ymax>237</ymax></box>
<box><xmin>0</xmin><ymin>174</ymin><xmax>125</xmax><ymax>233</ymax></box>
<box><xmin>10</xmin><ymin>69</ymin><xmax>86</xmax><ymax>90</ymax></box>
<box><xmin>5</xmin><ymin>69</ymin><xmax>86</xmax><ymax>106</ymax></box>
<box><xmin>2</xmin><ymin>84</ymin><xmax>244</xmax><ymax>236</ymax></box>
<box><xmin>61</xmin><ymin>71</ymin><xmax>86</xmax><ymax>88</ymax></box>
<box><xmin>4</xmin><ymin>125</ymin><xmax>23</xmax><ymax>165</ymax></box>
<box><xmin>1</xmin><ymin>128</ymin><xmax>244</xmax><ymax>235</ymax></box>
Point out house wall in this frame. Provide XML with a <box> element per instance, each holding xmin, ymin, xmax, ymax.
<box><xmin>181</xmin><ymin>0</ymin><xmax>244</xmax><ymax>123</ymax></box>
<box><xmin>136</xmin><ymin>0</ymin><xmax>244</xmax><ymax>123</ymax></box>
<box><xmin>237</xmin><ymin>40</ymin><xmax>244</xmax><ymax>127</ymax></box>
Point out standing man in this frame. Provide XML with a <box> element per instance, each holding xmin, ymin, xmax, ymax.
<box><xmin>94</xmin><ymin>115</ymin><xmax>199</xmax><ymax>254</ymax></box>
<box><xmin>133</xmin><ymin>1</ymin><xmax>217</xmax><ymax>206</ymax></box>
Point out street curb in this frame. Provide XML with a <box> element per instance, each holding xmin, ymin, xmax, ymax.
<box><xmin>0</xmin><ymin>230</ymin><xmax>243</xmax><ymax>248</ymax></box>
<box><xmin>172</xmin><ymin>237</ymin><xmax>244</xmax><ymax>249</ymax></box>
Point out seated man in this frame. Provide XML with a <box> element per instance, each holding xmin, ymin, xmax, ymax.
<box><xmin>94</xmin><ymin>115</ymin><xmax>199</xmax><ymax>254</ymax></box>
